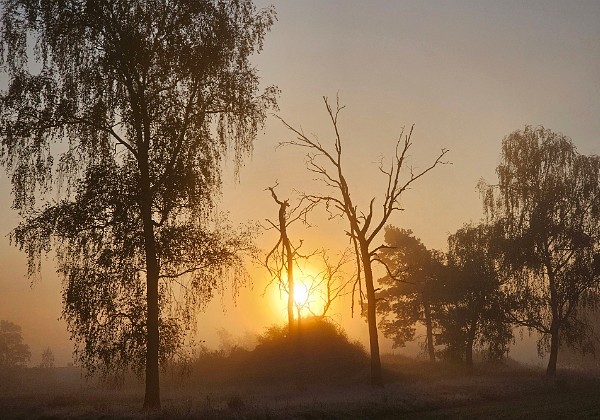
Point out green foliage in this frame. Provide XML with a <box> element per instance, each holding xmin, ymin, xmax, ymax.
<box><xmin>481</xmin><ymin>126</ymin><xmax>600</xmax><ymax>365</ymax></box>
<box><xmin>0</xmin><ymin>0</ymin><xmax>276</xmax><ymax>381</ymax></box>
<box><xmin>0</xmin><ymin>320</ymin><xmax>31</xmax><ymax>368</ymax></box>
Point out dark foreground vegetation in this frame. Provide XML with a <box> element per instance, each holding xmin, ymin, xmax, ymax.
<box><xmin>2</xmin><ymin>319</ymin><xmax>599</xmax><ymax>419</ymax></box>
<box><xmin>2</xmin><ymin>359</ymin><xmax>599</xmax><ymax>419</ymax></box>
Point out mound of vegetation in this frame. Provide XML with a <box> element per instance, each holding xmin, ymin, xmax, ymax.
<box><xmin>167</xmin><ymin>317</ymin><xmax>369</xmax><ymax>388</ymax></box>
<box><xmin>247</xmin><ymin>317</ymin><xmax>369</xmax><ymax>384</ymax></box>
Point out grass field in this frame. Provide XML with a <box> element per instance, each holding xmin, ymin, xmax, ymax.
<box><xmin>1</xmin><ymin>356</ymin><xmax>599</xmax><ymax>419</ymax></box>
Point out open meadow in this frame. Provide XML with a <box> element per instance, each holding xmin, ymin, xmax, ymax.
<box><xmin>2</xmin><ymin>354</ymin><xmax>599</xmax><ymax>419</ymax></box>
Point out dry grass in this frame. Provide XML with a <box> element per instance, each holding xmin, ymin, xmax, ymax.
<box><xmin>1</xmin><ymin>357</ymin><xmax>599</xmax><ymax>419</ymax></box>
<box><xmin>2</xmin><ymin>322</ymin><xmax>599</xmax><ymax>418</ymax></box>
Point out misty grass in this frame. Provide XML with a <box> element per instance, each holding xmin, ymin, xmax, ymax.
<box><xmin>2</xmin><ymin>361</ymin><xmax>599</xmax><ymax>419</ymax></box>
<box><xmin>1</xmin><ymin>322</ymin><xmax>599</xmax><ymax>418</ymax></box>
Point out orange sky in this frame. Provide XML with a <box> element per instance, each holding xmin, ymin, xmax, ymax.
<box><xmin>1</xmin><ymin>0</ymin><xmax>599</xmax><ymax>366</ymax></box>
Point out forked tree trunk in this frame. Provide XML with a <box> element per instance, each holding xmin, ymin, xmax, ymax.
<box><xmin>139</xmin><ymin>150</ymin><xmax>161</xmax><ymax>410</ymax></box>
<box><xmin>362</xmin><ymin>244</ymin><xmax>383</xmax><ymax>387</ymax></box>
<box><xmin>274</xmin><ymin>196</ymin><xmax>295</xmax><ymax>336</ymax></box>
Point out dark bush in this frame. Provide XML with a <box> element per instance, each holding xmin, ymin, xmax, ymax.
<box><xmin>166</xmin><ymin>317</ymin><xmax>369</xmax><ymax>388</ymax></box>
<box><xmin>247</xmin><ymin>317</ymin><xmax>369</xmax><ymax>384</ymax></box>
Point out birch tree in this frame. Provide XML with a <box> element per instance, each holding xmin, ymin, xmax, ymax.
<box><xmin>481</xmin><ymin>126</ymin><xmax>600</xmax><ymax>376</ymax></box>
<box><xmin>0</xmin><ymin>0</ymin><xmax>276</xmax><ymax>408</ymax></box>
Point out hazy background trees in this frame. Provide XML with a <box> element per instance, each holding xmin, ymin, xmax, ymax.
<box><xmin>39</xmin><ymin>347</ymin><xmax>55</xmax><ymax>369</ymax></box>
<box><xmin>481</xmin><ymin>126</ymin><xmax>600</xmax><ymax>376</ymax></box>
<box><xmin>0</xmin><ymin>320</ymin><xmax>31</xmax><ymax>369</ymax></box>
<box><xmin>439</xmin><ymin>223</ymin><xmax>512</xmax><ymax>366</ymax></box>
<box><xmin>376</xmin><ymin>126</ymin><xmax>599</xmax><ymax>371</ymax></box>
<box><xmin>377</xmin><ymin>226</ymin><xmax>443</xmax><ymax>362</ymax></box>
<box><xmin>377</xmin><ymin>224</ymin><xmax>512</xmax><ymax>367</ymax></box>
<box><xmin>0</xmin><ymin>0</ymin><xmax>276</xmax><ymax>408</ymax></box>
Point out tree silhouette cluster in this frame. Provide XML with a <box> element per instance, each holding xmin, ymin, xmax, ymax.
<box><xmin>377</xmin><ymin>126</ymin><xmax>600</xmax><ymax>375</ymax></box>
<box><xmin>378</xmin><ymin>225</ymin><xmax>511</xmax><ymax>368</ymax></box>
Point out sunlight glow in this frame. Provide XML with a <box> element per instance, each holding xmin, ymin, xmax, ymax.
<box><xmin>293</xmin><ymin>282</ymin><xmax>310</xmax><ymax>308</ymax></box>
<box><xmin>270</xmin><ymin>265</ymin><xmax>329</xmax><ymax>320</ymax></box>
<box><xmin>293</xmin><ymin>267</ymin><xmax>327</xmax><ymax>317</ymax></box>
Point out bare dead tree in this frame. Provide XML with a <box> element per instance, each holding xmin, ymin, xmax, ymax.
<box><xmin>263</xmin><ymin>184</ymin><xmax>317</xmax><ymax>335</ymax></box>
<box><xmin>277</xmin><ymin>96</ymin><xmax>448</xmax><ymax>386</ymax></box>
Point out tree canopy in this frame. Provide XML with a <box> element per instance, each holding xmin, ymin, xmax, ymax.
<box><xmin>440</xmin><ymin>222</ymin><xmax>512</xmax><ymax>366</ymax></box>
<box><xmin>481</xmin><ymin>126</ymin><xmax>600</xmax><ymax>375</ymax></box>
<box><xmin>377</xmin><ymin>226</ymin><xmax>443</xmax><ymax>362</ymax></box>
<box><xmin>0</xmin><ymin>0</ymin><xmax>277</xmax><ymax>408</ymax></box>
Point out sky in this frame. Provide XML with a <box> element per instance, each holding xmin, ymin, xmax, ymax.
<box><xmin>1</xmin><ymin>0</ymin><xmax>599</xmax><ymax>366</ymax></box>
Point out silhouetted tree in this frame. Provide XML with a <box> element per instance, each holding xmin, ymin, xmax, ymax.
<box><xmin>438</xmin><ymin>223</ymin><xmax>512</xmax><ymax>367</ymax></box>
<box><xmin>39</xmin><ymin>347</ymin><xmax>55</xmax><ymax>369</ymax></box>
<box><xmin>481</xmin><ymin>126</ymin><xmax>600</xmax><ymax>376</ymax></box>
<box><xmin>0</xmin><ymin>0</ymin><xmax>276</xmax><ymax>408</ymax></box>
<box><xmin>264</xmin><ymin>185</ymin><xmax>316</xmax><ymax>334</ymax></box>
<box><xmin>279</xmin><ymin>97</ymin><xmax>448</xmax><ymax>386</ymax></box>
<box><xmin>377</xmin><ymin>226</ymin><xmax>443</xmax><ymax>362</ymax></box>
<box><xmin>0</xmin><ymin>320</ymin><xmax>31</xmax><ymax>368</ymax></box>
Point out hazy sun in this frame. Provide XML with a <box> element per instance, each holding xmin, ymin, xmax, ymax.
<box><xmin>293</xmin><ymin>282</ymin><xmax>310</xmax><ymax>307</ymax></box>
<box><xmin>271</xmin><ymin>265</ymin><xmax>327</xmax><ymax>319</ymax></box>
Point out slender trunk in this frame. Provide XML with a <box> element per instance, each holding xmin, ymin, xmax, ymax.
<box><xmin>286</xmin><ymin>238</ymin><xmax>295</xmax><ymax>335</ymax></box>
<box><xmin>295</xmin><ymin>304</ymin><xmax>305</xmax><ymax>388</ymax></box>
<box><xmin>362</xmin><ymin>242</ymin><xmax>383</xmax><ymax>387</ymax></box>
<box><xmin>465</xmin><ymin>319</ymin><xmax>477</xmax><ymax>369</ymax></box>
<box><xmin>139</xmin><ymin>149</ymin><xmax>161</xmax><ymax>410</ymax></box>
<box><xmin>465</xmin><ymin>340</ymin><xmax>473</xmax><ymax>368</ymax></box>
<box><xmin>276</xmin><ymin>198</ymin><xmax>294</xmax><ymax>336</ymax></box>
<box><xmin>423</xmin><ymin>298</ymin><xmax>435</xmax><ymax>362</ymax></box>
<box><xmin>546</xmin><ymin>255</ymin><xmax>559</xmax><ymax>377</ymax></box>
<box><xmin>547</xmin><ymin>321</ymin><xmax>559</xmax><ymax>376</ymax></box>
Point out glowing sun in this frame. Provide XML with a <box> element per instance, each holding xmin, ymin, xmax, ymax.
<box><xmin>293</xmin><ymin>282</ymin><xmax>310</xmax><ymax>307</ymax></box>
